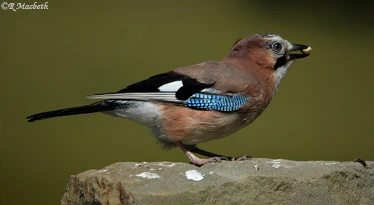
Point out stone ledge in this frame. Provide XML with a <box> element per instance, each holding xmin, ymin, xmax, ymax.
<box><xmin>61</xmin><ymin>159</ymin><xmax>373</xmax><ymax>205</ymax></box>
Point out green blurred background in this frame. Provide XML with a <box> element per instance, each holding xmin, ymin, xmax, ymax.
<box><xmin>1</xmin><ymin>0</ymin><xmax>373</xmax><ymax>204</ymax></box>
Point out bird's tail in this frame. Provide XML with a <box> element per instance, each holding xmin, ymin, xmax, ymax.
<box><xmin>26</xmin><ymin>101</ymin><xmax>116</xmax><ymax>122</ymax></box>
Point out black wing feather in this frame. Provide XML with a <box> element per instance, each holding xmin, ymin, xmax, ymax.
<box><xmin>176</xmin><ymin>77</ymin><xmax>214</xmax><ymax>100</ymax></box>
<box><xmin>115</xmin><ymin>71</ymin><xmax>214</xmax><ymax>100</ymax></box>
<box><xmin>117</xmin><ymin>72</ymin><xmax>184</xmax><ymax>93</ymax></box>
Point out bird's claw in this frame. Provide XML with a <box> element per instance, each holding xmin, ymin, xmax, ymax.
<box><xmin>219</xmin><ymin>155</ymin><xmax>251</xmax><ymax>161</ymax></box>
<box><xmin>190</xmin><ymin>156</ymin><xmax>221</xmax><ymax>166</ymax></box>
<box><xmin>234</xmin><ymin>154</ymin><xmax>251</xmax><ymax>161</ymax></box>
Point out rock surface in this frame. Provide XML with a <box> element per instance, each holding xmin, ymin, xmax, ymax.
<box><xmin>61</xmin><ymin>159</ymin><xmax>373</xmax><ymax>205</ymax></box>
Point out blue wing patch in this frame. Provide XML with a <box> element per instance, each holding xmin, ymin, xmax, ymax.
<box><xmin>186</xmin><ymin>93</ymin><xmax>250</xmax><ymax>112</ymax></box>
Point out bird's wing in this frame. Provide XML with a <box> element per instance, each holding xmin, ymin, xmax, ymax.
<box><xmin>87</xmin><ymin>61</ymin><xmax>253</xmax><ymax>112</ymax></box>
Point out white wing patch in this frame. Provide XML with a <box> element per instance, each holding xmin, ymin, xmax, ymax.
<box><xmin>201</xmin><ymin>88</ymin><xmax>221</xmax><ymax>94</ymax></box>
<box><xmin>86</xmin><ymin>92</ymin><xmax>180</xmax><ymax>102</ymax></box>
<box><xmin>158</xmin><ymin>80</ymin><xmax>183</xmax><ymax>92</ymax></box>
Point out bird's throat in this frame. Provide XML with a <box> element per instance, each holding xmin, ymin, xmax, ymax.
<box><xmin>273</xmin><ymin>60</ymin><xmax>293</xmax><ymax>95</ymax></box>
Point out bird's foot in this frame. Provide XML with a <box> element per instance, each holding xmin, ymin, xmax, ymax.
<box><xmin>176</xmin><ymin>142</ymin><xmax>250</xmax><ymax>166</ymax></box>
<box><xmin>189</xmin><ymin>155</ymin><xmax>251</xmax><ymax>166</ymax></box>
<box><xmin>219</xmin><ymin>155</ymin><xmax>251</xmax><ymax>161</ymax></box>
<box><xmin>189</xmin><ymin>156</ymin><xmax>221</xmax><ymax>166</ymax></box>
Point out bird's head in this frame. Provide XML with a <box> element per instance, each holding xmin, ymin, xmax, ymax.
<box><xmin>224</xmin><ymin>34</ymin><xmax>311</xmax><ymax>86</ymax></box>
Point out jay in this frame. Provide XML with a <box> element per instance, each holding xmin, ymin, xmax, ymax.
<box><xmin>27</xmin><ymin>34</ymin><xmax>312</xmax><ymax>166</ymax></box>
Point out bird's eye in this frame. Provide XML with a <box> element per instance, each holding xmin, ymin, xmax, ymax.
<box><xmin>272</xmin><ymin>42</ymin><xmax>282</xmax><ymax>51</ymax></box>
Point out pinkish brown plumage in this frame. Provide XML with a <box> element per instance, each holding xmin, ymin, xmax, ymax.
<box><xmin>27</xmin><ymin>34</ymin><xmax>311</xmax><ymax>166</ymax></box>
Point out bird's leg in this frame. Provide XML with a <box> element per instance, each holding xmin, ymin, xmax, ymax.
<box><xmin>175</xmin><ymin>142</ymin><xmax>221</xmax><ymax>166</ymax></box>
<box><xmin>184</xmin><ymin>144</ymin><xmax>250</xmax><ymax>161</ymax></box>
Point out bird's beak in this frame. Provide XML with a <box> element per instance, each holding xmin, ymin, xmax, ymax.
<box><xmin>287</xmin><ymin>44</ymin><xmax>312</xmax><ymax>60</ymax></box>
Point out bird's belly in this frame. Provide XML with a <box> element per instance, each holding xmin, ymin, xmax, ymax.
<box><xmin>104</xmin><ymin>101</ymin><xmax>162</xmax><ymax>129</ymax></box>
<box><xmin>179</xmin><ymin>122</ymin><xmax>244</xmax><ymax>145</ymax></box>
<box><xmin>158</xmin><ymin>105</ymin><xmax>244</xmax><ymax>145</ymax></box>
<box><xmin>104</xmin><ymin>102</ymin><xmax>249</xmax><ymax>146</ymax></box>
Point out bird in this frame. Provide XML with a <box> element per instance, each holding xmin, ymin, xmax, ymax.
<box><xmin>26</xmin><ymin>34</ymin><xmax>312</xmax><ymax>166</ymax></box>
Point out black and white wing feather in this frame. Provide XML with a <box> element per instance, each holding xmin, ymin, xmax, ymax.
<box><xmin>87</xmin><ymin>71</ymin><xmax>250</xmax><ymax>112</ymax></box>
